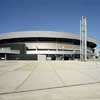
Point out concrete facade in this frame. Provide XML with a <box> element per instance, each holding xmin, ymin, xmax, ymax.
<box><xmin>0</xmin><ymin>31</ymin><xmax>97</xmax><ymax>60</ymax></box>
<box><xmin>95</xmin><ymin>48</ymin><xmax>100</xmax><ymax>59</ymax></box>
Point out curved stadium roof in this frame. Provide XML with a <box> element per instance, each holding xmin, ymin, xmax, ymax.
<box><xmin>0</xmin><ymin>31</ymin><xmax>97</xmax><ymax>46</ymax></box>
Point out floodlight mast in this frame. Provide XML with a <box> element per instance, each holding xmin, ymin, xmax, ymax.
<box><xmin>80</xmin><ymin>16</ymin><xmax>87</xmax><ymax>61</ymax></box>
<box><xmin>80</xmin><ymin>19</ymin><xmax>82</xmax><ymax>61</ymax></box>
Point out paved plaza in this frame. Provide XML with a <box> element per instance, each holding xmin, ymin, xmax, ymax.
<box><xmin>0</xmin><ymin>61</ymin><xmax>100</xmax><ymax>100</ymax></box>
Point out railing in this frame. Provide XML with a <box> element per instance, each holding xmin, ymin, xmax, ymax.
<box><xmin>0</xmin><ymin>48</ymin><xmax>20</xmax><ymax>54</ymax></box>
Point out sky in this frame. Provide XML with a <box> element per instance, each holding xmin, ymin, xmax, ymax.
<box><xmin>0</xmin><ymin>0</ymin><xmax>100</xmax><ymax>47</ymax></box>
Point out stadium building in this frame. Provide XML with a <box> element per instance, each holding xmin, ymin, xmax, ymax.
<box><xmin>0</xmin><ymin>31</ymin><xmax>97</xmax><ymax>60</ymax></box>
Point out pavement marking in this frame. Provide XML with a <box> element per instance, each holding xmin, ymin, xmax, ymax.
<box><xmin>0</xmin><ymin>81</ymin><xmax>100</xmax><ymax>95</ymax></box>
<box><xmin>49</xmin><ymin>63</ymin><xmax>66</xmax><ymax>86</ymax></box>
<box><xmin>14</xmin><ymin>62</ymin><xmax>38</xmax><ymax>91</ymax></box>
<box><xmin>0</xmin><ymin>62</ymin><xmax>30</xmax><ymax>76</ymax></box>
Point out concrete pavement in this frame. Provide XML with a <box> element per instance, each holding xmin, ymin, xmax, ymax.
<box><xmin>0</xmin><ymin>61</ymin><xmax>100</xmax><ymax>100</ymax></box>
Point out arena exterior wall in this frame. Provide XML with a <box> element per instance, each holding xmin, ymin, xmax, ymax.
<box><xmin>0</xmin><ymin>31</ymin><xmax>97</xmax><ymax>60</ymax></box>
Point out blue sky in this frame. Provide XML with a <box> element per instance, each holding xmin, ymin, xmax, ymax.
<box><xmin>0</xmin><ymin>0</ymin><xmax>100</xmax><ymax>47</ymax></box>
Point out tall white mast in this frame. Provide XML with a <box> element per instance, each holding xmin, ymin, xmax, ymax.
<box><xmin>80</xmin><ymin>16</ymin><xmax>87</xmax><ymax>61</ymax></box>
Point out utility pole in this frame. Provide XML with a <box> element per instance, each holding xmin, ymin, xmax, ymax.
<box><xmin>80</xmin><ymin>16</ymin><xmax>87</xmax><ymax>61</ymax></box>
